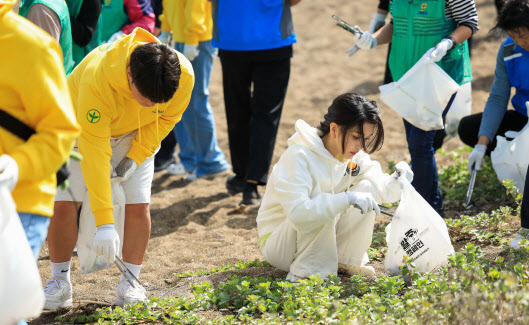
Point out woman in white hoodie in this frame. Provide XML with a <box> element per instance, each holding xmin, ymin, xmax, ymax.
<box><xmin>257</xmin><ymin>93</ymin><xmax>413</xmax><ymax>282</ymax></box>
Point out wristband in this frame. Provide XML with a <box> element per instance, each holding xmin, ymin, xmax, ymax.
<box><xmin>447</xmin><ymin>36</ymin><xmax>457</xmax><ymax>50</ymax></box>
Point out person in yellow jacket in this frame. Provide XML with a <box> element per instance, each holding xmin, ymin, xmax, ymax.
<box><xmin>157</xmin><ymin>0</ymin><xmax>230</xmax><ymax>180</ymax></box>
<box><xmin>0</xmin><ymin>0</ymin><xmax>79</xmax><ymax>257</ymax></box>
<box><xmin>45</xmin><ymin>27</ymin><xmax>194</xmax><ymax>309</ymax></box>
<box><xmin>0</xmin><ymin>2</ymin><xmax>79</xmax><ymax>323</ymax></box>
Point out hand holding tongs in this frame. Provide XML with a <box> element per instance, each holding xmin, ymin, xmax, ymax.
<box><xmin>332</xmin><ymin>15</ymin><xmax>364</xmax><ymax>57</ymax></box>
<box><xmin>115</xmin><ymin>255</ymin><xmax>141</xmax><ymax>288</ymax></box>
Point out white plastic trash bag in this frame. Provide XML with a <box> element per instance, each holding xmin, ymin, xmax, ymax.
<box><xmin>491</xmin><ymin>122</ymin><xmax>529</xmax><ymax>196</ymax></box>
<box><xmin>0</xmin><ymin>186</ymin><xmax>45</xmax><ymax>324</ymax></box>
<box><xmin>379</xmin><ymin>56</ymin><xmax>460</xmax><ymax>131</ymax></box>
<box><xmin>385</xmin><ymin>181</ymin><xmax>455</xmax><ymax>274</ymax></box>
<box><xmin>77</xmin><ymin>180</ymin><xmax>126</xmax><ymax>274</ymax></box>
<box><xmin>445</xmin><ymin>82</ymin><xmax>472</xmax><ymax>137</ymax></box>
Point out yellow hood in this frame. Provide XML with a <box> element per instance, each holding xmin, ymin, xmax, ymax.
<box><xmin>0</xmin><ymin>0</ymin><xmax>15</xmax><ymax>16</ymax></box>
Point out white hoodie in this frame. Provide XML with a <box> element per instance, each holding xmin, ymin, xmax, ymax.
<box><xmin>257</xmin><ymin>119</ymin><xmax>401</xmax><ymax>248</ymax></box>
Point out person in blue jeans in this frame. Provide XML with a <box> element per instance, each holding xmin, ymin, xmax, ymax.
<box><xmin>160</xmin><ymin>0</ymin><xmax>230</xmax><ymax>181</ymax></box>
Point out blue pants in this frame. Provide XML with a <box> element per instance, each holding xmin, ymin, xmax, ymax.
<box><xmin>173</xmin><ymin>41</ymin><xmax>229</xmax><ymax>177</ymax></box>
<box><xmin>403</xmin><ymin>93</ymin><xmax>456</xmax><ymax>211</ymax></box>
<box><xmin>15</xmin><ymin>213</ymin><xmax>50</xmax><ymax>325</ymax></box>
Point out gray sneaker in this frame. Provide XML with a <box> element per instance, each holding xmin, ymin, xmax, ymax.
<box><xmin>44</xmin><ymin>278</ymin><xmax>73</xmax><ymax>310</ymax></box>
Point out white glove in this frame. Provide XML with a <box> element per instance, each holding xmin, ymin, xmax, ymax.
<box><xmin>369</xmin><ymin>12</ymin><xmax>387</xmax><ymax>33</ymax></box>
<box><xmin>183</xmin><ymin>44</ymin><xmax>200</xmax><ymax>61</ymax></box>
<box><xmin>353</xmin><ymin>27</ymin><xmax>377</xmax><ymax>50</ymax></box>
<box><xmin>504</xmin><ymin>130</ymin><xmax>520</xmax><ymax>139</ymax></box>
<box><xmin>158</xmin><ymin>30</ymin><xmax>172</xmax><ymax>44</ymax></box>
<box><xmin>108</xmin><ymin>30</ymin><xmax>125</xmax><ymax>43</ymax></box>
<box><xmin>113</xmin><ymin>157</ymin><xmax>138</xmax><ymax>182</ymax></box>
<box><xmin>391</xmin><ymin>161</ymin><xmax>414</xmax><ymax>187</ymax></box>
<box><xmin>346</xmin><ymin>191</ymin><xmax>381</xmax><ymax>215</ymax></box>
<box><xmin>467</xmin><ymin>144</ymin><xmax>487</xmax><ymax>172</ymax></box>
<box><xmin>0</xmin><ymin>154</ymin><xmax>18</xmax><ymax>191</ymax></box>
<box><xmin>92</xmin><ymin>224</ymin><xmax>120</xmax><ymax>262</ymax></box>
<box><xmin>428</xmin><ymin>38</ymin><xmax>454</xmax><ymax>62</ymax></box>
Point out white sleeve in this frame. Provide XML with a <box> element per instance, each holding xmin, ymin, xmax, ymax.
<box><xmin>353</xmin><ymin>152</ymin><xmax>401</xmax><ymax>204</ymax></box>
<box><xmin>272</xmin><ymin>148</ymin><xmax>350</xmax><ymax>234</ymax></box>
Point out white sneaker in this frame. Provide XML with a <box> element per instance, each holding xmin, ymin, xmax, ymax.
<box><xmin>115</xmin><ymin>280</ymin><xmax>147</xmax><ymax>307</ymax></box>
<box><xmin>184</xmin><ymin>171</ymin><xmax>197</xmax><ymax>182</ymax></box>
<box><xmin>44</xmin><ymin>278</ymin><xmax>73</xmax><ymax>310</ymax></box>
<box><xmin>166</xmin><ymin>162</ymin><xmax>187</xmax><ymax>175</ymax></box>
<box><xmin>286</xmin><ymin>272</ymin><xmax>307</xmax><ymax>286</ymax></box>
<box><xmin>338</xmin><ymin>264</ymin><xmax>376</xmax><ymax>277</ymax></box>
<box><xmin>510</xmin><ymin>227</ymin><xmax>529</xmax><ymax>249</ymax></box>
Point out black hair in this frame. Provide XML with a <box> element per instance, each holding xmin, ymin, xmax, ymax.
<box><xmin>495</xmin><ymin>0</ymin><xmax>529</xmax><ymax>33</ymax></box>
<box><xmin>318</xmin><ymin>92</ymin><xmax>384</xmax><ymax>154</ymax></box>
<box><xmin>129</xmin><ymin>43</ymin><xmax>181</xmax><ymax>104</ymax></box>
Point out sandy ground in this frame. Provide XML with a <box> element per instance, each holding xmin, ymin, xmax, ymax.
<box><xmin>31</xmin><ymin>0</ymin><xmax>511</xmax><ymax>323</ymax></box>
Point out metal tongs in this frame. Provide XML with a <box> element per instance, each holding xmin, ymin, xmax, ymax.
<box><xmin>378</xmin><ymin>204</ymin><xmax>395</xmax><ymax>217</ymax></box>
<box><xmin>464</xmin><ymin>167</ymin><xmax>478</xmax><ymax>208</ymax></box>
<box><xmin>115</xmin><ymin>255</ymin><xmax>141</xmax><ymax>288</ymax></box>
<box><xmin>332</xmin><ymin>15</ymin><xmax>363</xmax><ymax>57</ymax></box>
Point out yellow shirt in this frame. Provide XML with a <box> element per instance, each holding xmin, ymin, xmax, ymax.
<box><xmin>68</xmin><ymin>27</ymin><xmax>194</xmax><ymax>226</ymax></box>
<box><xmin>160</xmin><ymin>0</ymin><xmax>212</xmax><ymax>44</ymax></box>
<box><xmin>0</xmin><ymin>0</ymin><xmax>80</xmax><ymax>217</ymax></box>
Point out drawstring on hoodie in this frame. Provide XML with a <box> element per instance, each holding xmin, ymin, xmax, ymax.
<box><xmin>155</xmin><ymin>104</ymin><xmax>159</xmax><ymax>141</ymax></box>
<box><xmin>137</xmin><ymin>109</ymin><xmax>142</xmax><ymax>144</ymax></box>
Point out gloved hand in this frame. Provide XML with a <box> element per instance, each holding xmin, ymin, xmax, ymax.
<box><xmin>346</xmin><ymin>191</ymin><xmax>381</xmax><ymax>215</ymax></box>
<box><xmin>92</xmin><ymin>224</ymin><xmax>120</xmax><ymax>262</ymax></box>
<box><xmin>427</xmin><ymin>38</ymin><xmax>454</xmax><ymax>62</ymax></box>
<box><xmin>467</xmin><ymin>144</ymin><xmax>487</xmax><ymax>172</ymax></box>
<box><xmin>352</xmin><ymin>27</ymin><xmax>377</xmax><ymax>50</ymax></box>
<box><xmin>158</xmin><ymin>30</ymin><xmax>172</xmax><ymax>44</ymax></box>
<box><xmin>504</xmin><ymin>130</ymin><xmax>521</xmax><ymax>139</ymax></box>
<box><xmin>392</xmin><ymin>161</ymin><xmax>414</xmax><ymax>183</ymax></box>
<box><xmin>0</xmin><ymin>154</ymin><xmax>18</xmax><ymax>191</ymax></box>
<box><xmin>113</xmin><ymin>157</ymin><xmax>138</xmax><ymax>182</ymax></box>
<box><xmin>369</xmin><ymin>12</ymin><xmax>387</xmax><ymax>33</ymax></box>
<box><xmin>183</xmin><ymin>44</ymin><xmax>200</xmax><ymax>61</ymax></box>
<box><xmin>108</xmin><ymin>30</ymin><xmax>125</xmax><ymax>43</ymax></box>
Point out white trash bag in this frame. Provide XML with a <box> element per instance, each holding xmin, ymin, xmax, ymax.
<box><xmin>379</xmin><ymin>55</ymin><xmax>460</xmax><ymax>131</ymax></box>
<box><xmin>385</xmin><ymin>181</ymin><xmax>455</xmax><ymax>274</ymax></box>
<box><xmin>491</xmin><ymin>121</ymin><xmax>529</xmax><ymax>196</ymax></box>
<box><xmin>445</xmin><ymin>82</ymin><xmax>472</xmax><ymax>137</ymax></box>
<box><xmin>77</xmin><ymin>180</ymin><xmax>126</xmax><ymax>274</ymax></box>
<box><xmin>0</xmin><ymin>186</ymin><xmax>44</xmax><ymax>324</ymax></box>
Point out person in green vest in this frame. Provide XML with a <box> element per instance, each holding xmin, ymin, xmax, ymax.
<box><xmin>65</xmin><ymin>0</ymin><xmax>102</xmax><ymax>67</ymax></box>
<box><xmin>100</xmin><ymin>0</ymin><xmax>155</xmax><ymax>43</ymax></box>
<box><xmin>351</xmin><ymin>0</ymin><xmax>478</xmax><ymax>216</ymax></box>
<box><xmin>18</xmin><ymin>0</ymin><xmax>74</xmax><ymax>76</ymax></box>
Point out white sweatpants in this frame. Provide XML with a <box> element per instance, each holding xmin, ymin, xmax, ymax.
<box><xmin>261</xmin><ymin>180</ymin><xmax>377</xmax><ymax>279</ymax></box>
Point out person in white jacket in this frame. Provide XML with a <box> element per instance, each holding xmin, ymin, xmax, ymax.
<box><xmin>257</xmin><ymin>93</ymin><xmax>413</xmax><ymax>283</ymax></box>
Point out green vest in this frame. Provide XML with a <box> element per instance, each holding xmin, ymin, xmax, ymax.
<box><xmin>20</xmin><ymin>0</ymin><xmax>74</xmax><ymax>76</ymax></box>
<box><xmin>101</xmin><ymin>0</ymin><xmax>128</xmax><ymax>42</ymax></box>
<box><xmin>65</xmin><ymin>0</ymin><xmax>103</xmax><ymax>67</ymax></box>
<box><xmin>389</xmin><ymin>0</ymin><xmax>472</xmax><ymax>85</ymax></box>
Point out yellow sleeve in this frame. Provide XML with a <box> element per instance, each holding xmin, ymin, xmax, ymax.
<box><xmin>127</xmin><ymin>71</ymin><xmax>194</xmax><ymax>165</ymax></box>
<box><xmin>10</xmin><ymin>39</ymin><xmax>79</xmax><ymax>183</ymax></box>
<box><xmin>160</xmin><ymin>0</ymin><xmax>171</xmax><ymax>32</ymax></box>
<box><xmin>77</xmin><ymin>84</ymin><xmax>114</xmax><ymax>226</ymax></box>
<box><xmin>184</xmin><ymin>0</ymin><xmax>207</xmax><ymax>45</ymax></box>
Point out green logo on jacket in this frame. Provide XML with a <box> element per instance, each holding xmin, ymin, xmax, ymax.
<box><xmin>87</xmin><ymin>109</ymin><xmax>101</xmax><ymax>123</ymax></box>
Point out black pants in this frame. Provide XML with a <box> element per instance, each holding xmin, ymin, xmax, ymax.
<box><xmin>155</xmin><ymin>131</ymin><xmax>177</xmax><ymax>162</ymax></box>
<box><xmin>458</xmin><ymin>110</ymin><xmax>528</xmax><ymax>155</ymax></box>
<box><xmin>458</xmin><ymin>110</ymin><xmax>529</xmax><ymax>227</ymax></box>
<box><xmin>219</xmin><ymin>51</ymin><xmax>291</xmax><ymax>185</ymax></box>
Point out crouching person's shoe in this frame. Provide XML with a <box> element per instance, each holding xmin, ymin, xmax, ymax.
<box><xmin>338</xmin><ymin>263</ymin><xmax>376</xmax><ymax>277</ymax></box>
<box><xmin>43</xmin><ymin>278</ymin><xmax>73</xmax><ymax>310</ymax></box>
<box><xmin>286</xmin><ymin>272</ymin><xmax>307</xmax><ymax>287</ymax></box>
<box><xmin>115</xmin><ymin>280</ymin><xmax>147</xmax><ymax>307</ymax></box>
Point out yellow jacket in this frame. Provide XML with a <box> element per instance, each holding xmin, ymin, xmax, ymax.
<box><xmin>68</xmin><ymin>27</ymin><xmax>194</xmax><ymax>226</ymax></box>
<box><xmin>160</xmin><ymin>0</ymin><xmax>212</xmax><ymax>44</ymax></box>
<box><xmin>0</xmin><ymin>0</ymin><xmax>80</xmax><ymax>217</ymax></box>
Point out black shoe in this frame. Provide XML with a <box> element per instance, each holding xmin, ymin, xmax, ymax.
<box><xmin>241</xmin><ymin>183</ymin><xmax>261</xmax><ymax>206</ymax></box>
<box><xmin>226</xmin><ymin>175</ymin><xmax>246</xmax><ymax>195</ymax></box>
<box><xmin>154</xmin><ymin>156</ymin><xmax>176</xmax><ymax>172</ymax></box>
<box><xmin>433</xmin><ymin>129</ymin><xmax>447</xmax><ymax>152</ymax></box>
